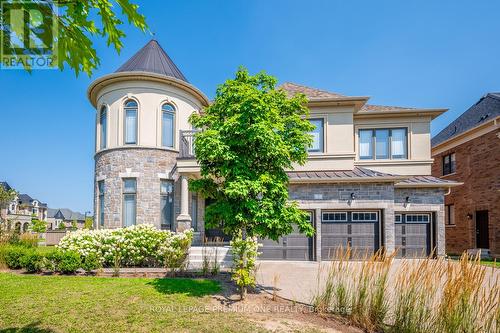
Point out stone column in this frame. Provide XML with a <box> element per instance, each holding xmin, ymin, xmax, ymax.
<box><xmin>176</xmin><ymin>175</ymin><xmax>192</xmax><ymax>231</ymax></box>
<box><xmin>315</xmin><ymin>208</ymin><xmax>322</xmax><ymax>262</ymax></box>
<box><xmin>383</xmin><ymin>206</ymin><xmax>396</xmax><ymax>256</ymax></box>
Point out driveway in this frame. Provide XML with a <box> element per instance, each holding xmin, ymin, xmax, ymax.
<box><xmin>256</xmin><ymin>260</ymin><xmax>499</xmax><ymax>305</ymax></box>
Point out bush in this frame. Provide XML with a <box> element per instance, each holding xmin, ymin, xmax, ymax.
<box><xmin>230</xmin><ymin>236</ymin><xmax>261</xmax><ymax>299</ymax></box>
<box><xmin>44</xmin><ymin>249</ymin><xmax>64</xmax><ymax>272</ymax></box>
<box><xmin>58</xmin><ymin>224</ymin><xmax>193</xmax><ymax>268</ymax></box>
<box><xmin>81</xmin><ymin>253</ymin><xmax>101</xmax><ymax>273</ymax></box>
<box><xmin>4</xmin><ymin>246</ymin><xmax>30</xmax><ymax>269</ymax></box>
<box><xmin>57</xmin><ymin>250</ymin><xmax>81</xmax><ymax>274</ymax></box>
<box><xmin>19</xmin><ymin>250</ymin><xmax>45</xmax><ymax>273</ymax></box>
<box><xmin>17</xmin><ymin>233</ymin><xmax>39</xmax><ymax>248</ymax></box>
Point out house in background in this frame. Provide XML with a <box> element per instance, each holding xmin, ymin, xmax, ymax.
<box><xmin>87</xmin><ymin>39</ymin><xmax>461</xmax><ymax>260</ymax></box>
<box><xmin>431</xmin><ymin>93</ymin><xmax>499</xmax><ymax>258</ymax></box>
<box><xmin>0</xmin><ymin>182</ymin><xmax>48</xmax><ymax>232</ymax></box>
<box><xmin>47</xmin><ymin>208</ymin><xmax>87</xmax><ymax>230</ymax></box>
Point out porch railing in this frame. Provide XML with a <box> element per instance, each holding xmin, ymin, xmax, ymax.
<box><xmin>179</xmin><ymin>130</ymin><xmax>199</xmax><ymax>158</ymax></box>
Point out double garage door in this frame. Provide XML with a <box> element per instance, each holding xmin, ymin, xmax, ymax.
<box><xmin>321</xmin><ymin>211</ymin><xmax>380</xmax><ymax>260</ymax></box>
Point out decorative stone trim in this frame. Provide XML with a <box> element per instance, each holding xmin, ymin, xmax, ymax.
<box><xmin>119</xmin><ymin>168</ymin><xmax>141</xmax><ymax>178</ymax></box>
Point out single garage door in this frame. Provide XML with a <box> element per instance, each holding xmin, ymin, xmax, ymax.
<box><xmin>259</xmin><ymin>212</ymin><xmax>315</xmax><ymax>261</ymax></box>
<box><xmin>321</xmin><ymin>211</ymin><xmax>380</xmax><ymax>260</ymax></box>
<box><xmin>395</xmin><ymin>213</ymin><xmax>432</xmax><ymax>258</ymax></box>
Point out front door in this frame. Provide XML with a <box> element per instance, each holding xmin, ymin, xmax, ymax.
<box><xmin>475</xmin><ymin>210</ymin><xmax>489</xmax><ymax>249</ymax></box>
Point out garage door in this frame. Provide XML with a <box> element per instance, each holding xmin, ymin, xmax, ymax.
<box><xmin>395</xmin><ymin>213</ymin><xmax>432</xmax><ymax>258</ymax></box>
<box><xmin>321</xmin><ymin>211</ymin><xmax>380</xmax><ymax>260</ymax></box>
<box><xmin>259</xmin><ymin>212</ymin><xmax>314</xmax><ymax>261</ymax></box>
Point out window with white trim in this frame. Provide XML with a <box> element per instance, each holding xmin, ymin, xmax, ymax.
<box><xmin>124</xmin><ymin>100</ymin><xmax>138</xmax><ymax>144</ymax></box>
<box><xmin>123</xmin><ymin>178</ymin><xmax>137</xmax><ymax>227</ymax></box>
<box><xmin>443</xmin><ymin>153</ymin><xmax>456</xmax><ymax>175</ymax></box>
<box><xmin>445</xmin><ymin>205</ymin><xmax>455</xmax><ymax>226</ymax></box>
<box><xmin>161</xmin><ymin>103</ymin><xmax>175</xmax><ymax>148</ymax></box>
<box><xmin>100</xmin><ymin>105</ymin><xmax>107</xmax><ymax>149</ymax></box>
<box><xmin>98</xmin><ymin>180</ymin><xmax>105</xmax><ymax>227</ymax></box>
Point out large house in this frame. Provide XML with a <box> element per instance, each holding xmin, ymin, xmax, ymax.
<box><xmin>88</xmin><ymin>40</ymin><xmax>460</xmax><ymax>260</ymax></box>
<box><xmin>47</xmin><ymin>208</ymin><xmax>87</xmax><ymax>230</ymax></box>
<box><xmin>0</xmin><ymin>181</ymin><xmax>48</xmax><ymax>232</ymax></box>
<box><xmin>432</xmin><ymin>93</ymin><xmax>499</xmax><ymax>258</ymax></box>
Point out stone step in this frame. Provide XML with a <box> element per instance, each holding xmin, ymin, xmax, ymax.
<box><xmin>467</xmin><ymin>248</ymin><xmax>491</xmax><ymax>259</ymax></box>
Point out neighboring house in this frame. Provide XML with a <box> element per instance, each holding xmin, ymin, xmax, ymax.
<box><xmin>47</xmin><ymin>208</ymin><xmax>87</xmax><ymax>230</ymax></box>
<box><xmin>0</xmin><ymin>181</ymin><xmax>48</xmax><ymax>232</ymax></box>
<box><xmin>87</xmin><ymin>39</ymin><xmax>460</xmax><ymax>260</ymax></box>
<box><xmin>431</xmin><ymin>93</ymin><xmax>499</xmax><ymax>258</ymax></box>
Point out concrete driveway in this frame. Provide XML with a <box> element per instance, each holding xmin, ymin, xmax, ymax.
<box><xmin>256</xmin><ymin>260</ymin><xmax>499</xmax><ymax>305</ymax></box>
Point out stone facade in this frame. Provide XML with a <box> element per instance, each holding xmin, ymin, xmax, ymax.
<box><xmin>289</xmin><ymin>183</ymin><xmax>446</xmax><ymax>257</ymax></box>
<box><xmin>431</xmin><ymin>129</ymin><xmax>500</xmax><ymax>257</ymax></box>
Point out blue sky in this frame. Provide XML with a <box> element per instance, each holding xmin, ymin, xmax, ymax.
<box><xmin>1</xmin><ymin>0</ymin><xmax>499</xmax><ymax>213</ymax></box>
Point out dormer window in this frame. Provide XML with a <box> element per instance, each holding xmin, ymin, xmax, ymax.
<box><xmin>359</xmin><ymin>128</ymin><xmax>407</xmax><ymax>160</ymax></box>
<box><xmin>161</xmin><ymin>103</ymin><xmax>175</xmax><ymax>148</ymax></box>
<box><xmin>124</xmin><ymin>100</ymin><xmax>138</xmax><ymax>144</ymax></box>
<box><xmin>100</xmin><ymin>105</ymin><xmax>108</xmax><ymax>149</ymax></box>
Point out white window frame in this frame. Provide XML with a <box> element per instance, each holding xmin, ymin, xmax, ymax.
<box><xmin>405</xmin><ymin>213</ymin><xmax>430</xmax><ymax>223</ymax></box>
<box><xmin>358</xmin><ymin>127</ymin><xmax>408</xmax><ymax>160</ymax></box>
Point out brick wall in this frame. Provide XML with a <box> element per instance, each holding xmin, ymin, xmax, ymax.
<box><xmin>431</xmin><ymin>129</ymin><xmax>500</xmax><ymax>257</ymax></box>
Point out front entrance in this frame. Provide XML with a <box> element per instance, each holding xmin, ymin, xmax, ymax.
<box><xmin>395</xmin><ymin>213</ymin><xmax>432</xmax><ymax>258</ymax></box>
<box><xmin>475</xmin><ymin>210</ymin><xmax>489</xmax><ymax>249</ymax></box>
<box><xmin>259</xmin><ymin>211</ymin><xmax>315</xmax><ymax>261</ymax></box>
<box><xmin>321</xmin><ymin>211</ymin><xmax>380</xmax><ymax>260</ymax></box>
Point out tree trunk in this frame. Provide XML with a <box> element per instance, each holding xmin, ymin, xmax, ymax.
<box><xmin>240</xmin><ymin>227</ymin><xmax>247</xmax><ymax>300</ymax></box>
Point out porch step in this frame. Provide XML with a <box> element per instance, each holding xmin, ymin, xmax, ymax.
<box><xmin>466</xmin><ymin>248</ymin><xmax>491</xmax><ymax>259</ymax></box>
<box><xmin>187</xmin><ymin>246</ymin><xmax>233</xmax><ymax>269</ymax></box>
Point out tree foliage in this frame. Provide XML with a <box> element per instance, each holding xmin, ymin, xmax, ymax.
<box><xmin>189</xmin><ymin>68</ymin><xmax>315</xmax><ymax>241</ymax></box>
<box><xmin>31</xmin><ymin>218</ymin><xmax>47</xmax><ymax>233</ymax></box>
<box><xmin>3</xmin><ymin>0</ymin><xmax>147</xmax><ymax>76</ymax></box>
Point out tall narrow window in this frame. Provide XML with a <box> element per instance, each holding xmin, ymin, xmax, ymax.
<box><xmin>98</xmin><ymin>181</ymin><xmax>105</xmax><ymax>227</ymax></box>
<box><xmin>191</xmin><ymin>193</ymin><xmax>198</xmax><ymax>231</ymax></box>
<box><xmin>124</xmin><ymin>100</ymin><xmax>138</xmax><ymax>144</ymax></box>
<box><xmin>359</xmin><ymin>129</ymin><xmax>373</xmax><ymax>159</ymax></box>
<box><xmin>308</xmin><ymin>119</ymin><xmax>324</xmax><ymax>153</ymax></box>
<box><xmin>122</xmin><ymin>179</ymin><xmax>136</xmax><ymax>227</ymax></box>
<box><xmin>443</xmin><ymin>153</ymin><xmax>456</xmax><ymax>175</ymax></box>
<box><xmin>161</xmin><ymin>103</ymin><xmax>175</xmax><ymax>148</ymax></box>
<box><xmin>445</xmin><ymin>204</ymin><xmax>455</xmax><ymax>226</ymax></box>
<box><xmin>375</xmin><ymin>129</ymin><xmax>389</xmax><ymax>159</ymax></box>
<box><xmin>160</xmin><ymin>180</ymin><xmax>174</xmax><ymax>230</ymax></box>
<box><xmin>100</xmin><ymin>106</ymin><xmax>107</xmax><ymax>149</ymax></box>
<box><xmin>391</xmin><ymin>128</ymin><xmax>407</xmax><ymax>159</ymax></box>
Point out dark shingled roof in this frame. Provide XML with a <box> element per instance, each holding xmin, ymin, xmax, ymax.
<box><xmin>287</xmin><ymin>167</ymin><xmax>402</xmax><ymax>182</ymax></box>
<box><xmin>432</xmin><ymin>93</ymin><xmax>500</xmax><ymax>147</ymax></box>
<box><xmin>115</xmin><ymin>40</ymin><xmax>188</xmax><ymax>82</ymax></box>
<box><xmin>0</xmin><ymin>181</ymin><xmax>12</xmax><ymax>191</ymax></box>
<box><xmin>280</xmin><ymin>82</ymin><xmax>346</xmax><ymax>99</ymax></box>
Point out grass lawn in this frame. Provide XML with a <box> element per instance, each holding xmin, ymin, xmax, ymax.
<box><xmin>0</xmin><ymin>273</ymin><xmax>265</xmax><ymax>333</ymax></box>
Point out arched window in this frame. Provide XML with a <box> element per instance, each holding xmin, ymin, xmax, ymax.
<box><xmin>124</xmin><ymin>100</ymin><xmax>138</xmax><ymax>144</ymax></box>
<box><xmin>161</xmin><ymin>103</ymin><xmax>175</xmax><ymax>148</ymax></box>
<box><xmin>99</xmin><ymin>105</ymin><xmax>107</xmax><ymax>149</ymax></box>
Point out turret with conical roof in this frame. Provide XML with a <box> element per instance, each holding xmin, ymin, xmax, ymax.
<box><xmin>88</xmin><ymin>39</ymin><xmax>207</xmax><ymax>232</ymax></box>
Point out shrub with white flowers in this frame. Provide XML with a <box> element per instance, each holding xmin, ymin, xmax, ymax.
<box><xmin>57</xmin><ymin>224</ymin><xmax>193</xmax><ymax>268</ymax></box>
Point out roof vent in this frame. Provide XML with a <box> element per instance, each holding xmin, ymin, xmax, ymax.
<box><xmin>478</xmin><ymin>114</ymin><xmax>489</xmax><ymax>123</ymax></box>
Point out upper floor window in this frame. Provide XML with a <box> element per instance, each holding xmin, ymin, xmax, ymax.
<box><xmin>124</xmin><ymin>100</ymin><xmax>138</xmax><ymax>144</ymax></box>
<box><xmin>443</xmin><ymin>153</ymin><xmax>456</xmax><ymax>175</ymax></box>
<box><xmin>359</xmin><ymin>128</ymin><xmax>407</xmax><ymax>160</ymax></box>
<box><xmin>308</xmin><ymin>119</ymin><xmax>324</xmax><ymax>153</ymax></box>
<box><xmin>161</xmin><ymin>103</ymin><xmax>175</xmax><ymax>148</ymax></box>
<box><xmin>100</xmin><ymin>105</ymin><xmax>107</xmax><ymax>149</ymax></box>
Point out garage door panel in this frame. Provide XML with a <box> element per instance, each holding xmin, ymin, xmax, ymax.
<box><xmin>395</xmin><ymin>213</ymin><xmax>431</xmax><ymax>258</ymax></box>
<box><xmin>321</xmin><ymin>224</ymin><xmax>348</xmax><ymax>234</ymax></box>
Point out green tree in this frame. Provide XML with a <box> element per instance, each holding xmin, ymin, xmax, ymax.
<box><xmin>4</xmin><ymin>0</ymin><xmax>148</xmax><ymax>76</ymax></box>
<box><xmin>31</xmin><ymin>218</ymin><xmax>47</xmax><ymax>233</ymax></box>
<box><xmin>58</xmin><ymin>222</ymin><xmax>66</xmax><ymax>230</ymax></box>
<box><xmin>71</xmin><ymin>220</ymin><xmax>78</xmax><ymax>231</ymax></box>
<box><xmin>189</xmin><ymin>68</ymin><xmax>315</xmax><ymax>297</ymax></box>
<box><xmin>84</xmin><ymin>216</ymin><xmax>94</xmax><ymax>230</ymax></box>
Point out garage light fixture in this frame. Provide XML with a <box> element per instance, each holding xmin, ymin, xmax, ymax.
<box><xmin>404</xmin><ymin>196</ymin><xmax>410</xmax><ymax>208</ymax></box>
<box><xmin>348</xmin><ymin>192</ymin><xmax>356</xmax><ymax>205</ymax></box>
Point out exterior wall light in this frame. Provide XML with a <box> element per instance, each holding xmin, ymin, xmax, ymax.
<box><xmin>348</xmin><ymin>192</ymin><xmax>356</xmax><ymax>206</ymax></box>
<box><xmin>404</xmin><ymin>196</ymin><xmax>410</xmax><ymax>208</ymax></box>
<box><xmin>467</xmin><ymin>213</ymin><xmax>473</xmax><ymax>220</ymax></box>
